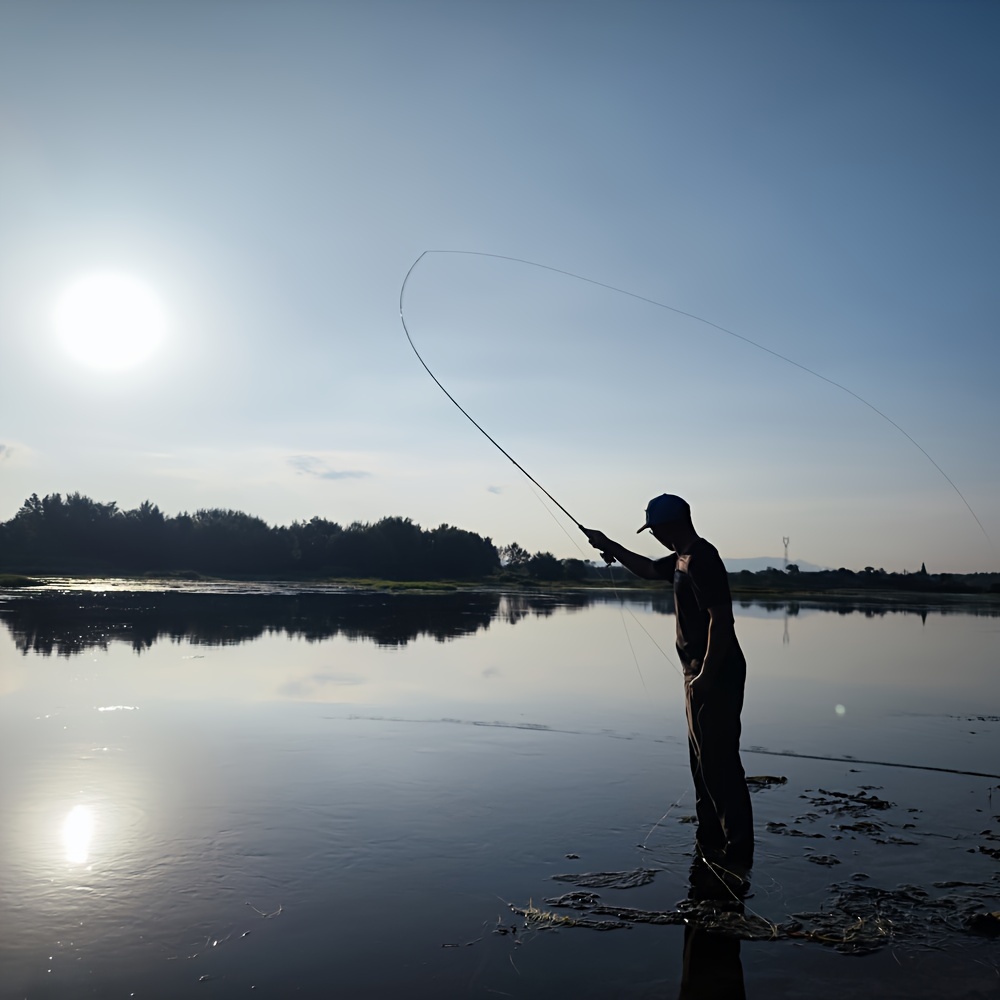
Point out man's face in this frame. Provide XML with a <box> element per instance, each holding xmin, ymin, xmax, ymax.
<box><xmin>650</xmin><ymin>522</ymin><xmax>679</xmax><ymax>550</ymax></box>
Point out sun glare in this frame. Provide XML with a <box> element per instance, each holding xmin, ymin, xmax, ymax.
<box><xmin>53</xmin><ymin>273</ymin><xmax>167</xmax><ymax>371</ymax></box>
<box><xmin>62</xmin><ymin>804</ymin><xmax>96</xmax><ymax>865</ymax></box>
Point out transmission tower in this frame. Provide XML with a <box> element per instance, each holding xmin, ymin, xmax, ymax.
<box><xmin>782</xmin><ymin>536</ymin><xmax>790</xmax><ymax>568</ymax></box>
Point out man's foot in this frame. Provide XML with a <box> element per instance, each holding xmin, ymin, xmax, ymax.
<box><xmin>719</xmin><ymin>863</ymin><xmax>752</xmax><ymax>898</ymax></box>
<box><xmin>694</xmin><ymin>840</ymin><xmax>727</xmax><ymax>866</ymax></box>
<box><xmin>687</xmin><ymin>858</ymin><xmax>750</xmax><ymax>904</ymax></box>
<box><xmin>695</xmin><ymin>852</ymin><xmax>752</xmax><ymax>892</ymax></box>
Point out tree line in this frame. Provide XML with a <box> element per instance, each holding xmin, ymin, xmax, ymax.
<box><xmin>0</xmin><ymin>492</ymin><xmax>589</xmax><ymax>581</ymax></box>
<box><xmin>4</xmin><ymin>492</ymin><xmax>994</xmax><ymax>591</ymax></box>
<box><xmin>733</xmin><ymin>563</ymin><xmax>1000</xmax><ymax>595</ymax></box>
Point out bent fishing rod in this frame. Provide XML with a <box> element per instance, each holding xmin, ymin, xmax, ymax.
<box><xmin>399</xmin><ymin>248</ymin><xmax>992</xmax><ymax>551</ymax></box>
<box><xmin>399</xmin><ymin>253</ymin><xmax>585</xmax><ymax>533</ymax></box>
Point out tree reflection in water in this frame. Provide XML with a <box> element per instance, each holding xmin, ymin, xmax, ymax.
<box><xmin>1</xmin><ymin>590</ymin><xmax>508</xmax><ymax>655</ymax></box>
<box><xmin>0</xmin><ymin>587</ymin><xmax>981</xmax><ymax>658</ymax></box>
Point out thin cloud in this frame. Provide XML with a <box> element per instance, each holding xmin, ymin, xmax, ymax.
<box><xmin>0</xmin><ymin>444</ymin><xmax>10</xmax><ymax>461</ymax></box>
<box><xmin>486</xmin><ymin>485</ymin><xmax>503</xmax><ymax>495</ymax></box>
<box><xmin>288</xmin><ymin>455</ymin><xmax>371</xmax><ymax>481</ymax></box>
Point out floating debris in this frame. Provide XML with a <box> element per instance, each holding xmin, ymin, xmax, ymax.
<box><xmin>807</xmin><ymin>788</ymin><xmax>893</xmax><ymax>815</ymax></box>
<box><xmin>836</xmin><ymin>821</ymin><xmax>883</xmax><ymax>835</ymax></box>
<box><xmin>766</xmin><ymin>821</ymin><xmax>824</xmax><ymax>839</ymax></box>
<box><xmin>790</xmin><ymin>877</ymin><xmax>1000</xmax><ymax>955</ymax></box>
<box><xmin>508</xmin><ymin>779</ymin><xmax>1000</xmax><ymax>960</ymax></box>
<box><xmin>551</xmin><ymin>867</ymin><xmax>661</xmax><ymax>890</ymax></box>
<box><xmin>747</xmin><ymin>775</ymin><xmax>788</xmax><ymax>791</ymax></box>
<box><xmin>509</xmin><ymin>900</ymin><xmax>628</xmax><ymax>932</ymax></box>
<box><xmin>510</xmin><ymin>874</ymin><xmax>1000</xmax><ymax>955</ymax></box>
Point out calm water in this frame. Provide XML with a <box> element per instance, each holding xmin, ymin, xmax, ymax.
<box><xmin>1</xmin><ymin>584</ymin><xmax>998</xmax><ymax>999</ymax></box>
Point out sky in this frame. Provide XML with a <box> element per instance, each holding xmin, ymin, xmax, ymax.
<box><xmin>1</xmin><ymin>0</ymin><xmax>998</xmax><ymax>573</ymax></box>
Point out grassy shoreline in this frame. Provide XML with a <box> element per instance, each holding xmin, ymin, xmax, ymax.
<box><xmin>3</xmin><ymin>571</ymin><xmax>1000</xmax><ymax>607</ymax></box>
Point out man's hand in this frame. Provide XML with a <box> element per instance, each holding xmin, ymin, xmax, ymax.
<box><xmin>582</xmin><ymin>527</ymin><xmax>611</xmax><ymax>550</ymax></box>
<box><xmin>686</xmin><ymin>666</ymin><xmax>713</xmax><ymax>698</ymax></box>
<box><xmin>581</xmin><ymin>527</ymin><xmax>617</xmax><ymax>564</ymax></box>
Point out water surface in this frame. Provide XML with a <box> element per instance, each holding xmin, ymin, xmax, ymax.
<box><xmin>1</xmin><ymin>584</ymin><xmax>998</xmax><ymax>998</ymax></box>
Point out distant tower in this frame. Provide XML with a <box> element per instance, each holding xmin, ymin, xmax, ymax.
<box><xmin>783</xmin><ymin>536</ymin><xmax>790</xmax><ymax>569</ymax></box>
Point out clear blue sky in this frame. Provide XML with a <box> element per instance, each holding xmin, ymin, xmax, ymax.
<box><xmin>1</xmin><ymin>0</ymin><xmax>997</xmax><ymax>572</ymax></box>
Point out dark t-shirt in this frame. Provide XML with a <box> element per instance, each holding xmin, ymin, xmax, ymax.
<box><xmin>653</xmin><ymin>537</ymin><xmax>742</xmax><ymax>674</ymax></box>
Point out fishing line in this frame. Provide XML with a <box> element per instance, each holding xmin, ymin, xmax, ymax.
<box><xmin>399</xmin><ymin>249</ymin><xmax>992</xmax><ymax>548</ymax></box>
<box><xmin>623</xmin><ymin>605</ymin><xmax>682</xmax><ymax>678</ymax></box>
<box><xmin>528</xmin><ymin>478</ymin><xmax>684</xmax><ymax>695</ymax></box>
<box><xmin>525</xmin><ymin>480</ymin><xmax>650</xmax><ymax>694</ymax></box>
<box><xmin>640</xmin><ymin>791</ymin><xmax>689</xmax><ymax>850</ymax></box>
<box><xmin>744</xmin><ymin>747</ymin><xmax>1000</xmax><ymax>781</ymax></box>
<box><xmin>607</xmin><ymin>559</ymin><xmax>647</xmax><ymax>696</ymax></box>
<box><xmin>525</xmin><ymin>483</ymin><xmax>589</xmax><ymax>557</ymax></box>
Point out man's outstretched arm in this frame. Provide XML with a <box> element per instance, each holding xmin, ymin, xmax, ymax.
<box><xmin>581</xmin><ymin>528</ymin><xmax>669</xmax><ymax>580</ymax></box>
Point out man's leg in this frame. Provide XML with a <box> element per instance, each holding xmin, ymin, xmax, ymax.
<box><xmin>687</xmin><ymin>666</ymin><xmax>754</xmax><ymax>871</ymax></box>
<box><xmin>685</xmin><ymin>680</ymin><xmax>726</xmax><ymax>860</ymax></box>
<box><xmin>718</xmin><ymin>660</ymin><xmax>754</xmax><ymax>869</ymax></box>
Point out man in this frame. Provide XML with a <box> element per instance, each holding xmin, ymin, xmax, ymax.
<box><xmin>583</xmin><ymin>493</ymin><xmax>754</xmax><ymax>880</ymax></box>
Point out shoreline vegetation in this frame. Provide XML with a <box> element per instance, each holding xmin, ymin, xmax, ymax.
<box><xmin>1</xmin><ymin>491</ymin><xmax>998</xmax><ymax>600</ymax></box>
<box><xmin>2</xmin><ymin>574</ymin><xmax>999</xmax><ymax>607</ymax></box>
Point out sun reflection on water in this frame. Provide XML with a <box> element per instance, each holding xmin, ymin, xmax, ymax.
<box><xmin>62</xmin><ymin>805</ymin><xmax>95</xmax><ymax>865</ymax></box>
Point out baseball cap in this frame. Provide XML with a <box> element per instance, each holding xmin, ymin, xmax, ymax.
<box><xmin>637</xmin><ymin>493</ymin><xmax>690</xmax><ymax>533</ymax></box>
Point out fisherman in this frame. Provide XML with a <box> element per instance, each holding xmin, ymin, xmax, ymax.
<box><xmin>583</xmin><ymin>494</ymin><xmax>754</xmax><ymax>882</ymax></box>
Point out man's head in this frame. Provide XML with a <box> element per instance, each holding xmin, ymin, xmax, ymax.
<box><xmin>637</xmin><ymin>493</ymin><xmax>694</xmax><ymax>551</ymax></box>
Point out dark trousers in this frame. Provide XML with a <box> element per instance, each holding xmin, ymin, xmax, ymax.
<box><xmin>684</xmin><ymin>655</ymin><xmax>754</xmax><ymax>868</ymax></box>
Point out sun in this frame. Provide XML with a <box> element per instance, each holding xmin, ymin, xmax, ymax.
<box><xmin>53</xmin><ymin>273</ymin><xmax>167</xmax><ymax>371</ymax></box>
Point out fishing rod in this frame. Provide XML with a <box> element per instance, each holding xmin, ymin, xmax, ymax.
<box><xmin>398</xmin><ymin>249</ymin><xmax>992</xmax><ymax>550</ymax></box>
<box><xmin>399</xmin><ymin>252</ymin><xmax>585</xmax><ymax>532</ymax></box>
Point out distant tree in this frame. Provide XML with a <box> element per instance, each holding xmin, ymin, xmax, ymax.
<box><xmin>527</xmin><ymin>551</ymin><xmax>563</xmax><ymax>581</ymax></box>
<box><xmin>286</xmin><ymin>517</ymin><xmax>344</xmax><ymax>571</ymax></box>
<box><xmin>116</xmin><ymin>500</ymin><xmax>168</xmax><ymax>569</ymax></box>
<box><xmin>786</xmin><ymin>563</ymin><xmax>800</xmax><ymax>575</ymax></box>
<box><xmin>427</xmin><ymin>523</ymin><xmax>499</xmax><ymax>578</ymax></box>
<box><xmin>499</xmin><ymin>542</ymin><xmax>530</xmax><ymax>568</ymax></box>
<box><xmin>560</xmin><ymin>558</ymin><xmax>589</xmax><ymax>581</ymax></box>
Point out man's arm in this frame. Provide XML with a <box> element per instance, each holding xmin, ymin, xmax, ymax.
<box><xmin>581</xmin><ymin>528</ymin><xmax>670</xmax><ymax>580</ymax></box>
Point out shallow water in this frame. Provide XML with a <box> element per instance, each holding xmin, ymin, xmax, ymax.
<box><xmin>1</xmin><ymin>585</ymin><xmax>998</xmax><ymax>998</ymax></box>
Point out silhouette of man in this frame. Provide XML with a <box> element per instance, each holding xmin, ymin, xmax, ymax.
<box><xmin>584</xmin><ymin>494</ymin><xmax>753</xmax><ymax>881</ymax></box>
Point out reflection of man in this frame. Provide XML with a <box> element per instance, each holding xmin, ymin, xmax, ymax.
<box><xmin>679</xmin><ymin>921</ymin><xmax>746</xmax><ymax>1000</ymax></box>
<box><xmin>679</xmin><ymin>863</ymin><xmax>748</xmax><ymax>1000</ymax></box>
<box><xmin>584</xmin><ymin>494</ymin><xmax>753</xmax><ymax>883</ymax></box>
